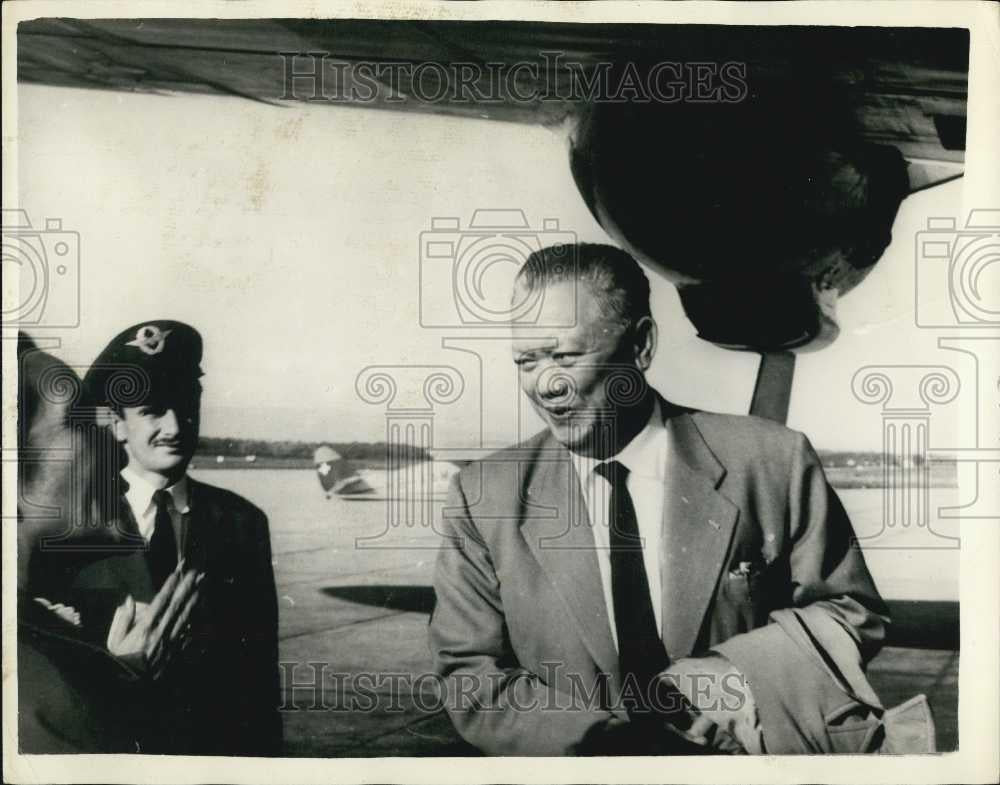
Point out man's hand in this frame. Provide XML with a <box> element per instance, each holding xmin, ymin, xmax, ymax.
<box><xmin>107</xmin><ymin>562</ymin><xmax>204</xmax><ymax>677</ymax></box>
<box><xmin>657</xmin><ymin>654</ymin><xmax>763</xmax><ymax>754</ymax></box>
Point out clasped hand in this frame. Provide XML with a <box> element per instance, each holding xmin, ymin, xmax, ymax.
<box><xmin>107</xmin><ymin>561</ymin><xmax>204</xmax><ymax>677</ymax></box>
<box><xmin>657</xmin><ymin>654</ymin><xmax>763</xmax><ymax>754</ymax></box>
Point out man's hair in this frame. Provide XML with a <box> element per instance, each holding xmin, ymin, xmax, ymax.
<box><xmin>515</xmin><ymin>243</ymin><xmax>651</xmax><ymax>327</ymax></box>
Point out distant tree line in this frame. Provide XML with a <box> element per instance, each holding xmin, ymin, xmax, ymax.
<box><xmin>194</xmin><ymin>439</ymin><xmax>937</xmax><ymax>470</ymax></box>
<box><xmin>196</xmin><ymin>437</ymin><xmax>431</xmax><ymax>465</ymax></box>
<box><xmin>817</xmin><ymin>450</ymin><xmax>936</xmax><ymax>467</ymax></box>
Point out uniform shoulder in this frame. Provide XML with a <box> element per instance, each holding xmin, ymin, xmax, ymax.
<box><xmin>189</xmin><ymin>478</ymin><xmax>267</xmax><ymax>522</ymax></box>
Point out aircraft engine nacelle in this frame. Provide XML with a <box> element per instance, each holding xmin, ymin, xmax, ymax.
<box><xmin>569</xmin><ymin>73</ymin><xmax>911</xmax><ymax>352</ymax></box>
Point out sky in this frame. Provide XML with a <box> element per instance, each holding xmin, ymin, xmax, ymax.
<box><xmin>17</xmin><ymin>83</ymin><xmax>972</xmax><ymax>452</ymax></box>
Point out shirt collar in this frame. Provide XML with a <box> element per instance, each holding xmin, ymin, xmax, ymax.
<box><xmin>569</xmin><ymin>397</ymin><xmax>666</xmax><ymax>483</ymax></box>
<box><xmin>121</xmin><ymin>464</ymin><xmax>190</xmax><ymax>518</ymax></box>
<box><xmin>614</xmin><ymin>397</ymin><xmax>666</xmax><ymax>479</ymax></box>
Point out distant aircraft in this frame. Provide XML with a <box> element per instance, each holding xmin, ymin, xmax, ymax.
<box><xmin>313</xmin><ymin>445</ymin><xmax>375</xmax><ymax>498</ymax></box>
<box><xmin>312</xmin><ymin>445</ymin><xmax>461</xmax><ymax>502</ymax></box>
<box><xmin>338</xmin><ymin>457</ymin><xmax>461</xmax><ymax>503</ymax></box>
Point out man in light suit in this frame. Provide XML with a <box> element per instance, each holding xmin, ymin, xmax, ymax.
<box><xmin>429</xmin><ymin>243</ymin><xmax>933</xmax><ymax>755</ymax></box>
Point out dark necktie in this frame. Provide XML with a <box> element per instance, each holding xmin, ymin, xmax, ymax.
<box><xmin>148</xmin><ymin>489</ymin><xmax>178</xmax><ymax>587</ymax></box>
<box><xmin>594</xmin><ymin>460</ymin><xmax>668</xmax><ymax>712</ymax></box>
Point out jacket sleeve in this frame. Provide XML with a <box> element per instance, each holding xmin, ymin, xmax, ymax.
<box><xmin>712</xmin><ymin>431</ymin><xmax>891</xmax><ymax>753</ymax></box>
<box><xmin>237</xmin><ymin>508</ymin><xmax>283</xmax><ymax>755</ymax></box>
<box><xmin>429</xmin><ymin>475</ymin><xmax>633</xmax><ymax>756</ymax></box>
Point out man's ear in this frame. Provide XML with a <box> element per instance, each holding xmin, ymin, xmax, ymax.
<box><xmin>633</xmin><ymin>316</ymin><xmax>658</xmax><ymax>371</ymax></box>
<box><xmin>110</xmin><ymin>410</ymin><xmax>128</xmax><ymax>443</ymax></box>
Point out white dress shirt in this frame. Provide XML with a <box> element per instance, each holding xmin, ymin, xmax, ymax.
<box><xmin>569</xmin><ymin>398</ymin><xmax>668</xmax><ymax>650</ymax></box>
<box><xmin>120</xmin><ymin>464</ymin><xmax>190</xmax><ymax>551</ymax></box>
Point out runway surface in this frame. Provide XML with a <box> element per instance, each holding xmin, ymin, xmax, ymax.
<box><xmin>191</xmin><ymin>468</ymin><xmax>961</xmax><ymax>755</ymax></box>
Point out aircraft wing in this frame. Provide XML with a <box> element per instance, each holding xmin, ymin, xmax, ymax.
<box><xmin>18</xmin><ymin>19</ymin><xmax>966</xmax><ymax>183</ymax></box>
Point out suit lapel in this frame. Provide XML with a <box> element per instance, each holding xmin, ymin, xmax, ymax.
<box><xmin>660</xmin><ymin>406</ymin><xmax>739</xmax><ymax>659</ymax></box>
<box><xmin>183</xmin><ymin>479</ymin><xmax>211</xmax><ymax>571</ymax></box>
<box><xmin>112</xmin><ymin>477</ymin><xmax>209</xmax><ymax>589</ymax></box>
<box><xmin>72</xmin><ymin>495</ymin><xmax>155</xmax><ymax>617</ymax></box>
<box><xmin>520</xmin><ymin>441</ymin><xmax>619</xmax><ymax>682</ymax></box>
<box><xmin>112</xmin><ymin>493</ymin><xmax>157</xmax><ymax>600</ymax></box>
<box><xmin>517</xmin><ymin>407</ymin><xmax>739</xmax><ymax>678</ymax></box>
<box><xmin>115</xmin><ymin>492</ymin><xmax>143</xmax><ymax>544</ymax></box>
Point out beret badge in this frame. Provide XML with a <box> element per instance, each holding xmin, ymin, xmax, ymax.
<box><xmin>126</xmin><ymin>324</ymin><xmax>172</xmax><ymax>356</ymax></box>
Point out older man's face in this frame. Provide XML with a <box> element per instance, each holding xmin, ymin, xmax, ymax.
<box><xmin>511</xmin><ymin>280</ymin><xmax>647</xmax><ymax>455</ymax></box>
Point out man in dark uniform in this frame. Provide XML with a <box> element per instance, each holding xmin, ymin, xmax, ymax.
<box><xmin>71</xmin><ymin>320</ymin><xmax>282</xmax><ymax>755</ymax></box>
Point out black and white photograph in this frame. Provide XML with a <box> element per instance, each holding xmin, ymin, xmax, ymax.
<box><xmin>4</xmin><ymin>2</ymin><xmax>998</xmax><ymax>783</ymax></box>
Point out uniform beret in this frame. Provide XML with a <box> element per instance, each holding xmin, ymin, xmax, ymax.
<box><xmin>81</xmin><ymin>320</ymin><xmax>203</xmax><ymax>409</ymax></box>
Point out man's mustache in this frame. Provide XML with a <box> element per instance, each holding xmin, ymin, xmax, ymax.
<box><xmin>152</xmin><ymin>439</ymin><xmax>184</xmax><ymax>448</ymax></box>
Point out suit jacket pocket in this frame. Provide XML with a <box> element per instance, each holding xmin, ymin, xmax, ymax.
<box><xmin>722</xmin><ymin>562</ymin><xmax>775</xmax><ymax>628</ymax></box>
<box><xmin>723</xmin><ymin>570</ymin><xmax>752</xmax><ymax>604</ymax></box>
<box><xmin>824</xmin><ymin>700</ymin><xmax>884</xmax><ymax>753</ymax></box>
